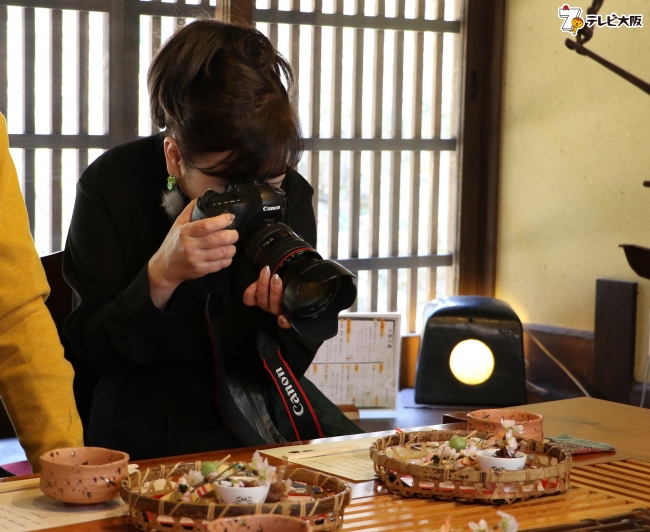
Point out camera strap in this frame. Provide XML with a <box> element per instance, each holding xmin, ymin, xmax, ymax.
<box><xmin>206</xmin><ymin>292</ymin><xmax>285</xmax><ymax>446</ymax></box>
<box><xmin>258</xmin><ymin>330</ymin><xmax>323</xmax><ymax>441</ymax></box>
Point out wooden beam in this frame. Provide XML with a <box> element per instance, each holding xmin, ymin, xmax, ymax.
<box><xmin>335</xmin><ymin>254</ymin><xmax>452</xmax><ymax>271</ymax></box>
<box><xmin>253</xmin><ymin>8</ymin><xmax>460</xmax><ymax>33</ymax></box>
<box><xmin>51</xmin><ymin>9</ymin><xmax>63</xmax><ymax>251</ymax></box>
<box><xmin>302</xmin><ymin>137</ymin><xmax>456</xmax><ymax>151</ymax></box>
<box><xmin>387</xmin><ymin>2</ymin><xmax>405</xmax><ymax>313</ymax></box>
<box><xmin>327</xmin><ymin>1</ymin><xmax>343</xmax><ymax>260</ymax></box>
<box><xmin>231</xmin><ymin>0</ymin><xmax>253</xmax><ymax>25</ymax></box>
<box><xmin>23</xmin><ymin>7</ymin><xmax>36</xmax><ymax>231</ymax></box>
<box><xmin>78</xmin><ymin>9</ymin><xmax>89</xmax><ymax>173</ymax></box>
<box><xmin>8</xmin><ymin>134</ymin><xmax>112</xmax><ymax>150</ymax></box>
<box><xmin>122</xmin><ymin>0</ymin><xmax>140</xmax><ymax>143</ymax></box>
<box><xmin>456</xmin><ymin>0</ymin><xmax>506</xmax><ymax>297</ymax></box>
<box><xmin>400</xmin><ymin>333</ymin><xmax>420</xmax><ymax>389</ymax></box>
<box><xmin>2</xmin><ymin>0</ymin><xmax>110</xmax><ymax>10</ymax></box>
<box><xmin>368</xmin><ymin>0</ymin><xmax>385</xmax><ymax>312</ymax></box>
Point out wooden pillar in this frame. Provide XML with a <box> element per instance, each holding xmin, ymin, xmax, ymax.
<box><xmin>593</xmin><ymin>279</ymin><xmax>637</xmax><ymax>403</ymax></box>
<box><xmin>456</xmin><ymin>0</ymin><xmax>506</xmax><ymax>297</ymax></box>
<box><xmin>227</xmin><ymin>0</ymin><xmax>253</xmax><ymax>25</ymax></box>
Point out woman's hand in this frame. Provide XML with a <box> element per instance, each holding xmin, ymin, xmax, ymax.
<box><xmin>148</xmin><ymin>200</ymin><xmax>238</xmax><ymax>309</ymax></box>
<box><xmin>243</xmin><ymin>266</ymin><xmax>291</xmax><ymax>329</ymax></box>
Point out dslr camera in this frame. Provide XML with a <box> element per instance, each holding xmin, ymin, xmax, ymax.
<box><xmin>192</xmin><ymin>180</ymin><xmax>357</xmax><ymax>342</ymax></box>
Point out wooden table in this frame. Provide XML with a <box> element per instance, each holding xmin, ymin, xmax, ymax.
<box><xmin>4</xmin><ymin>397</ymin><xmax>650</xmax><ymax>531</ymax></box>
<box><xmin>514</xmin><ymin>397</ymin><xmax>650</xmax><ymax>464</ymax></box>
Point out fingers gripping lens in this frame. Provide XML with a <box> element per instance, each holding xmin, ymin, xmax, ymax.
<box><xmin>192</xmin><ymin>180</ymin><xmax>357</xmax><ymax>341</ymax></box>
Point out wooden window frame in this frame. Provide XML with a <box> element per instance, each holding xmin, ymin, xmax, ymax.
<box><xmin>456</xmin><ymin>0</ymin><xmax>506</xmax><ymax>297</ymax></box>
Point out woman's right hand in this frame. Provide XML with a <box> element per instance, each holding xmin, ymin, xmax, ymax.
<box><xmin>147</xmin><ymin>200</ymin><xmax>238</xmax><ymax>309</ymax></box>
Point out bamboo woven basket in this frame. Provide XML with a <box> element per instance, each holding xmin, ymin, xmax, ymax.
<box><xmin>370</xmin><ymin>429</ymin><xmax>572</xmax><ymax>504</ymax></box>
<box><xmin>120</xmin><ymin>462</ymin><xmax>351</xmax><ymax>532</ymax></box>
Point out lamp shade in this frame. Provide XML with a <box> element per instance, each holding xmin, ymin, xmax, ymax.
<box><xmin>414</xmin><ymin>296</ymin><xmax>526</xmax><ymax>406</ymax></box>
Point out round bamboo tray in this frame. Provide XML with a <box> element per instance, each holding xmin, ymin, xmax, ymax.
<box><xmin>120</xmin><ymin>462</ymin><xmax>351</xmax><ymax>532</ymax></box>
<box><xmin>370</xmin><ymin>429</ymin><xmax>571</xmax><ymax>504</ymax></box>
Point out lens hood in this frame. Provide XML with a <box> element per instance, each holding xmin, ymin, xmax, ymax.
<box><xmin>283</xmin><ymin>260</ymin><xmax>357</xmax><ymax>342</ymax></box>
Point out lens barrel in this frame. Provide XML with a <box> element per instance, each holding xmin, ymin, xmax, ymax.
<box><xmin>245</xmin><ymin>222</ymin><xmax>357</xmax><ymax>342</ymax></box>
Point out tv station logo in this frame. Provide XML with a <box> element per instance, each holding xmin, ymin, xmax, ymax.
<box><xmin>558</xmin><ymin>5</ymin><xmax>584</xmax><ymax>34</ymax></box>
<box><xmin>558</xmin><ymin>4</ymin><xmax>643</xmax><ymax>34</ymax></box>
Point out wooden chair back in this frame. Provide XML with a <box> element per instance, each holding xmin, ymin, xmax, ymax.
<box><xmin>41</xmin><ymin>251</ymin><xmax>97</xmax><ymax>436</ymax></box>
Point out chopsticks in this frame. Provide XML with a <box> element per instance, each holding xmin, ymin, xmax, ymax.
<box><xmin>282</xmin><ymin>443</ymin><xmax>369</xmax><ymax>460</ymax></box>
<box><xmin>0</xmin><ymin>478</ymin><xmax>40</xmax><ymax>494</ymax></box>
<box><xmin>0</xmin><ymin>463</ymin><xmax>140</xmax><ymax>495</ymax></box>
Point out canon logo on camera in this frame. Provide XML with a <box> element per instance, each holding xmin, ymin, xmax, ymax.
<box><xmin>263</xmin><ymin>205</ymin><xmax>281</xmax><ymax>211</ymax></box>
<box><xmin>275</xmin><ymin>367</ymin><xmax>304</xmax><ymax>416</ymax></box>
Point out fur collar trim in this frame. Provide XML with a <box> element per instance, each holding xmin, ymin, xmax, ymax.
<box><xmin>160</xmin><ymin>187</ymin><xmax>188</xmax><ymax>219</ymax></box>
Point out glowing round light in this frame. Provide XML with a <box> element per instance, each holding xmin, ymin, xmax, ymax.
<box><xmin>449</xmin><ymin>339</ymin><xmax>494</xmax><ymax>385</ymax></box>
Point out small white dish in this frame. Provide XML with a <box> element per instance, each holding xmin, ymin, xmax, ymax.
<box><xmin>214</xmin><ymin>483</ymin><xmax>270</xmax><ymax>504</ymax></box>
<box><xmin>476</xmin><ymin>449</ymin><xmax>527</xmax><ymax>471</ymax></box>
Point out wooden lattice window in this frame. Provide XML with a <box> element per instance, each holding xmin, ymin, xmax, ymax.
<box><xmin>0</xmin><ymin>0</ymin><xmax>464</xmax><ymax>333</ymax></box>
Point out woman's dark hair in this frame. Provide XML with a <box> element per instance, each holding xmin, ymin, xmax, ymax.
<box><xmin>148</xmin><ymin>20</ymin><xmax>302</xmax><ymax>180</ymax></box>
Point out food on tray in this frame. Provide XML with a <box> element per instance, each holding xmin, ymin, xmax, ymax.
<box><xmin>370</xmin><ymin>428</ymin><xmax>571</xmax><ymax>504</ymax></box>
<box><xmin>408</xmin><ymin>418</ymin><xmax>530</xmax><ymax>471</ymax></box>
<box><xmin>122</xmin><ymin>465</ymin><xmax>351</xmax><ymax>531</ymax></box>
<box><xmin>408</xmin><ymin>436</ymin><xmax>479</xmax><ymax>469</ymax></box>
<box><xmin>448</xmin><ymin>435</ymin><xmax>468</xmax><ymax>451</ymax></box>
<box><xmin>200</xmin><ymin>460</ymin><xmax>232</xmax><ymax>479</ymax></box>
<box><xmin>158</xmin><ymin>451</ymin><xmax>297</xmax><ymax>504</ymax></box>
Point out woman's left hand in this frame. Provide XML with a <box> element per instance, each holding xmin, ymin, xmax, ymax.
<box><xmin>243</xmin><ymin>266</ymin><xmax>291</xmax><ymax>329</ymax></box>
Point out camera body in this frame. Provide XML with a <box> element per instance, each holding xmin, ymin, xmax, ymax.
<box><xmin>191</xmin><ymin>179</ymin><xmax>289</xmax><ymax>232</ymax></box>
<box><xmin>191</xmin><ymin>180</ymin><xmax>357</xmax><ymax>342</ymax></box>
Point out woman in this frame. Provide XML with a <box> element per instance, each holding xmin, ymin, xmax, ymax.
<box><xmin>63</xmin><ymin>20</ymin><xmax>361</xmax><ymax>460</ymax></box>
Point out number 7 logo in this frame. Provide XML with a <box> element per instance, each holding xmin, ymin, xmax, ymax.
<box><xmin>559</xmin><ymin>4</ymin><xmax>583</xmax><ymax>32</ymax></box>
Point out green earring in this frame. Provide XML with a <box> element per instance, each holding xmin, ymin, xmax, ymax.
<box><xmin>167</xmin><ymin>175</ymin><xmax>177</xmax><ymax>191</ymax></box>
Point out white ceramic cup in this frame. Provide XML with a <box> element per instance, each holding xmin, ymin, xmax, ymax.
<box><xmin>475</xmin><ymin>448</ymin><xmax>527</xmax><ymax>471</ymax></box>
<box><xmin>214</xmin><ymin>483</ymin><xmax>270</xmax><ymax>505</ymax></box>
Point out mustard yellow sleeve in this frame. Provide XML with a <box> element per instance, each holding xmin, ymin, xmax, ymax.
<box><xmin>0</xmin><ymin>114</ymin><xmax>84</xmax><ymax>472</ymax></box>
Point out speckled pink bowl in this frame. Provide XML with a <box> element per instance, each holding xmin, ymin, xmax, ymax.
<box><xmin>39</xmin><ymin>447</ymin><xmax>129</xmax><ymax>505</ymax></box>
<box><xmin>207</xmin><ymin>515</ymin><xmax>312</xmax><ymax>532</ymax></box>
<box><xmin>467</xmin><ymin>409</ymin><xmax>544</xmax><ymax>441</ymax></box>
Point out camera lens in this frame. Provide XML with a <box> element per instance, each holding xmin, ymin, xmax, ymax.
<box><xmin>244</xmin><ymin>222</ymin><xmax>356</xmax><ymax>341</ymax></box>
<box><xmin>294</xmin><ymin>278</ymin><xmax>338</xmax><ymax>318</ymax></box>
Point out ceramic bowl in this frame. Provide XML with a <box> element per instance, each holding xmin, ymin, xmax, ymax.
<box><xmin>214</xmin><ymin>483</ymin><xmax>270</xmax><ymax>505</ymax></box>
<box><xmin>476</xmin><ymin>449</ymin><xmax>527</xmax><ymax>471</ymax></box>
<box><xmin>467</xmin><ymin>409</ymin><xmax>544</xmax><ymax>441</ymax></box>
<box><xmin>208</xmin><ymin>515</ymin><xmax>312</xmax><ymax>532</ymax></box>
<box><xmin>39</xmin><ymin>447</ymin><xmax>129</xmax><ymax>505</ymax></box>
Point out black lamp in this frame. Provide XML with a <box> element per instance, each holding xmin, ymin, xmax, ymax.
<box><xmin>414</xmin><ymin>296</ymin><xmax>526</xmax><ymax>406</ymax></box>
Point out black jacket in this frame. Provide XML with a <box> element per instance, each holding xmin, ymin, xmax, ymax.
<box><xmin>63</xmin><ymin>135</ymin><xmax>358</xmax><ymax>460</ymax></box>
